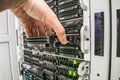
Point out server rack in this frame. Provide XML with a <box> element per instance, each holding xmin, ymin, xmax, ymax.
<box><xmin>21</xmin><ymin>0</ymin><xmax>90</xmax><ymax>80</ymax></box>
<box><xmin>18</xmin><ymin>0</ymin><xmax>111</xmax><ymax>80</ymax></box>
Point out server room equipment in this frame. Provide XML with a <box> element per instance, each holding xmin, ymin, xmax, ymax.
<box><xmin>0</xmin><ymin>0</ymin><xmax>116</xmax><ymax>80</ymax></box>
<box><xmin>17</xmin><ymin>0</ymin><xmax>111</xmax><ymax>80</ymax></box>
<box><xmin>20</xmin><ymin>0</ymin><xmax>91</xmax><ymax>80</ymax></box>
<box><xmin>17</xmin><ymin>0</ymin><xmax>112</xmax><ymax>80</ymax></box>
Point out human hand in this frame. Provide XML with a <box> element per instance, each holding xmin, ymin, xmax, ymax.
<box><xmin>10</xmin><ymin>0</ymin><xmax>67</xmax><ymax>44</ymax></box>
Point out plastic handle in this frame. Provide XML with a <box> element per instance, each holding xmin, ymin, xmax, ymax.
<box><xmin>79</xmin><ymin>0</ymin><xmax>87</xmax><ymax>11</ymax></box>
<box><xmin>81</xmin><ymin>25</ymin><xmax>90</xmax><ymax>54</ymax></box>
<box><xmin>80</xmin><ymin>26</ymin><xmax>85</xmax><ymax>53</ymax></box>
<box><xmin>77</xmin><ymin>62</ymin><xmax>88</xmax><ymax>76</ymax></box>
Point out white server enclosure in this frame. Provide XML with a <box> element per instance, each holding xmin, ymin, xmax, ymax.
<box><xmin>0</xmin><ymin>10</ymin><xmax>19</xmax><ymax>80</ymax></box>
<box><xmin>110</xmin><ymin>0</ymin><xmax>120</xmax><ymax>79</ymax></box>
<box><xmin>90</xmin><ymin>0</ymin><xmax>110</xmax><ymax>80</ymax></box>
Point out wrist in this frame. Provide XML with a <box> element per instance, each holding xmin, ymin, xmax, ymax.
<box><xmin>10</xmin><ymin>0</ymin><xmax>28</xmax><ymax>9</ymax></box>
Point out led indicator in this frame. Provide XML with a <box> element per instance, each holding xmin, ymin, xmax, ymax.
<box><xmin>68</xmin><ymin>70</ymin><xmax>72</xmax><ymax>75</ymax></box>
<box><xmin>72</xmin><ymin>60</ymin><xmax>78</xmax><ymax>65</ymax></box>
<box><xmin>72</xmin><ymin>72</ymin><xmax>77</xmax><ymax>77</ymax></box>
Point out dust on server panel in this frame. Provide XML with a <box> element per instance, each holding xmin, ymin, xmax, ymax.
<box><xmin>21</xmin><ymin>0</ymin><xmax>90</xmax><ymax>80</ymax></box>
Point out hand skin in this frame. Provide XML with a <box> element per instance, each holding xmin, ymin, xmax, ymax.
<box><xmin>10</xmin><ymin>0</ymin><xmax>67</xmax><ymax>44</ymax></box>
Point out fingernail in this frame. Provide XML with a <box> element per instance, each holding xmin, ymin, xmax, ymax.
<box><xmin>61</xmin><ymin>36</ymin><xmax>67</xmax><ymax>44</ymax></box>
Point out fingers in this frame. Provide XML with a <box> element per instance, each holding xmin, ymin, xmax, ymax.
<box><xmin>37</xmin><ymin>21</ymin><xmax>45</xmax><ymax>36</ymax></box>
<box><xmin>37</xmin><ymin>21</ymin><xmax>52</xmax><ymax>36</ymax></box>
<box><xmin>45</xmin><ymin>25</ymin><xmax>52</xmax><ymax>36</ymax></box>
<box><xmin>23</xmin><ymin>25</ymin><xmax>33</xmax><ymax>37</ymax></box>
<box><xmin>44</xmin><ymin>15</ymin><xmax>67</xmax><ymax>44</ymax></box>
<box><xmin>31</xmin><ymin>24</ymin><xmax>38</xmax><ymax>37</ymax></box>
<box><xmin>22</xmin><ymin>19</ymin><xmax>39</xmax><ymax>37</ymax></box>
<box><xmin>23</xmin><ymin>0</ymin><xmax>67</xmax><ymax>44</ymax></box>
